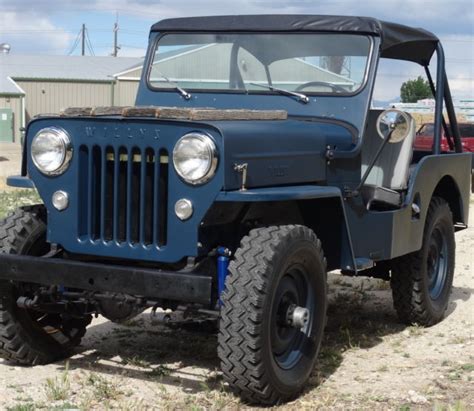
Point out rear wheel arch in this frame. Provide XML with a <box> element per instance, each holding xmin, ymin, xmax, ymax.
<box><xmin>431</xmin><ymin>174</ymin><xmax>464</xmax><ymax>225</ymax></box>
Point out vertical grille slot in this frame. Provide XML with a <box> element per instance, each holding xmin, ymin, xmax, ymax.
<box><xmin>117</xmin><ymin>147</ymin><xmax>128</xmax><ymax>243</ymax></box>
<box><xmin>157</xmin><ymin>149</ymin><xmax>169</xmax><ymax>247</ymax></box>
<box><xmin>129</xmin><ymin>148</ymin><xmax>141</xmax><ymax>244</ymax></box>
<box><xmin>103</xmin><ymin>147</ymin><xmax>115</xmax><ymax>241</ymax></box>
<box><xmin>78</xmin><ymin>143</ymin><xmax>169</xmax><ymax>249</ymax></box>
<box><xmin>78</xmin><ymin>145</ymin><xmax>89</xmax><ymax>237</ymax></box>
<box><xmin>142</xmin><ymin>148</ymin><xmax>156</xmax><ymax>245</ymax></box>
<box><xmin>90</xmin><ymin>146</ymin><xmax>102</xmax><ymax>240</ymax></box>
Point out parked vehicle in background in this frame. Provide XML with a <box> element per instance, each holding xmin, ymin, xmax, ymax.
<box><xmin>415</xmin><ymin>122</ymin><xmax>474</xmax><ymax>191</ymax></box>
<box><xmin>415</xmin><ymin>122</ymin><xmax>474</xmax><ymax>153</ymax></box>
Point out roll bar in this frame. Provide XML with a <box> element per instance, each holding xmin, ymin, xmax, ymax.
<box><xmin>426</xmin><ymin>43</ymin><xmax>463</xmax><ymax>154</ymax></box>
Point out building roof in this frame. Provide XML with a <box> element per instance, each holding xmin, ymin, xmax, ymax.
<box><xmin>0</xmin><ymin>54</ymin><xmax>143</xmax><ymax>95</ymax></box>
<box><xmin>113</xmin><ymin>46</ymin><xmax>197</xmax><ymax>78</ymax></box>
<box><xmin>0</xmin><ymin>76</ymin><xmax>25</xmax><ymax>95</ymax></box>
<box><xmin>152</xmin><ymin>15</ymin><xmax>439</xmax><ymax>65</ymax></box>
<box><xmin>0</xmin><ymin>54</ymin><xmax>142</xmax><ymax>82</ymax></box>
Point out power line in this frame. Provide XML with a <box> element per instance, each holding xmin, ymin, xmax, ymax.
<box><xmin>67</xmin><ymin>29</ymin><xmax>82</xmax><ymax>55</ymax></box>
<box><xmin>85</xmin><ymin>27</ymin><xmax>95</xmax><ymax>56</ymax></box>
<box><xmin>120</xmin><ymin>44</ymin><xmax>147</xmax><ymax>49</ymax></box>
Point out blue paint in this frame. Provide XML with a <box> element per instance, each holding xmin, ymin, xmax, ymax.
<box><xmin>26</xmin><ymin>117</ymin><xmax>225</xmax><ymax>263</ymax></box>
<box><xmin>217</xmin><ymin>246</ymin><xmax>230</xmax><ymax>306</ymax></box>
<box><xmin>7</xmin><ymin>175</ymin><xmax>35</xmax><ymax>189</ymax></box>
<box><xmin>216</xmin><ymin>185</ymin><xmax>343</xmax><ymax>202</ymax></box>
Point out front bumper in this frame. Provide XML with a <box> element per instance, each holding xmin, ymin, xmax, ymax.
<box><xmin>0</xmin><ymin>254</ymin><xmax>212</xmax><ymax>305</ymax></box>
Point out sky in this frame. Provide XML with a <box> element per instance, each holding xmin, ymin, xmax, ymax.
<box><xmin>0</xmin><ymin>0</ymin><xmax>472</xmax><ymax>101</ymax></box>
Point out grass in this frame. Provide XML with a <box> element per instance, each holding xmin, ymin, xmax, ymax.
<box><xmin>433</xmin><ymin>401</ymin><xmax>469</xmax><ymax>411</ymax></box>
<box><xmin>45</xmin><ymin>363</ymin><xmax>71</xmax><ymax>402</ymax></box>
<box><xmin>148</xmin><ymin>365</ymin><xmax>172</xmax><ymax>378</ymax></box>
<box><xmin>407</xmin><ymin>324</ymin><xmax>424</xmax><ymax>337</ymax></box>
<box><xmin>448</xmin><ymin>336</ymin><xmax>467</xmax><ymax>344</ymax></box>
<box><xmin>82</xmin><ymin>372</ymin><xmax>123</xmax><ymax>402</ymax></box>
<box><xmin>121</xmin><ymin>355</ymin><xmax>151</xmax><ymax>369</ymax></box>
<box><xmin>0</xmin><ymin>186</ymin><xmax>41</xmax><ymax>220</ymax></box>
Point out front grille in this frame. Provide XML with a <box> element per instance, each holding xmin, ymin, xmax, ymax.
<box><xmin>78</xmin><ymin>145</ymin><xmax>169</xmax><ymax>247</ymax></box>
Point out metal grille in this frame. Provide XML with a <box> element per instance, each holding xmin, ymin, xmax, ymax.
<box><xmin>78</xmin><ymin>145</ymin><xmax>168</xmax><ymax>247</ymax></box>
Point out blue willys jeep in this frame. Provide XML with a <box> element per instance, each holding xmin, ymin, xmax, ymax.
<box><xmin>0</xmin><ymin>15</ymin><xmax>471</xmax><ymax>404</ymax></box>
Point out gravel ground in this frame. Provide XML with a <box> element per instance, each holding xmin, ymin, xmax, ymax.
<box><xmin>0</xmin><ymin>186</ymin><xmax>472</xmax><ymax>410</ymax></box>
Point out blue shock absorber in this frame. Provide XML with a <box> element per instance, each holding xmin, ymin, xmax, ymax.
<box><xmin>217</xmin><ymin>246</ymin><xmax>231</xmax><ymax>306</ymax></box>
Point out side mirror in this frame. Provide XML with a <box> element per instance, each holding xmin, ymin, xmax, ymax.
<box><xmin>376</xmin><ymin>109</ymin><xmax>411</xmax><ymax>143</ymax></box>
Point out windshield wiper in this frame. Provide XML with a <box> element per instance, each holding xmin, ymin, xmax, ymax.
<box><xmin>249</xmin><ymin>82</ymin><xmax>309</xmax><ymax>104</ymax></box>
<box><xmin>158</xmin><ymin>73</ymin><xmax>192</xmax><ymax>100</ymax></box>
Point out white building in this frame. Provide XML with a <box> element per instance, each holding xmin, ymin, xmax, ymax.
<box><xmin>393</xmin><ymin>98</ymin><xmax>474</xmax><ymax>122</ymax></box>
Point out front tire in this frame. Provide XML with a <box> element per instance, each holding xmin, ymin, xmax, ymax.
<box><xmin>391</xmin><ymin>197</ymin><xmax>455</xmax><ymax>326</ymax></box>
<box><xmin>218</xmin><ymin>225</ymin><xmax>327</xmax><ymax>405</ymax></box>
<box><xmin>0</xmin><ymin>206</ymin><xmax>91</xmax><ymax>365</ymax></box>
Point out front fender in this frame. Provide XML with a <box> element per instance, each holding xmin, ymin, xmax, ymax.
<box><xmin>216</xmin><ymin>185</ymin><xmax>357</xmax><ymax>271</ymax></box>
<box><xmin>215</xmin><ymin>185</ymin><xmax>343</xmax><ymax>202</ymax></box>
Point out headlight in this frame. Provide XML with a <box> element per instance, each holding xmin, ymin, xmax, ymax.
<box><xmin>31</xmin><ymin>127</ymin><xmax>72</xmax><ymax>176</ymax></box>
<box><xmin>173</xmin><ymin>132</ymin><xmax>218</xmax><ymax>185</ymax></box>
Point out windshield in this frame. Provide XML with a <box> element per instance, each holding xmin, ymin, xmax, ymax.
<box><xmin>149</xmin><ymin>33</ymin><xmax>372</xmax><ymax>96</ymax></box>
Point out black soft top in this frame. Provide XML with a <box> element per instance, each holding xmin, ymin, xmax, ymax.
<box><xmin>151</xmin><ymin>15</ymin><xmax>439</xmax><ymax>65</ymax></box>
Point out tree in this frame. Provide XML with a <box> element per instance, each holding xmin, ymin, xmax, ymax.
<box><xmin>400</xmin><ymin>76</ymin><xmax>432</xmax><ymax>103</ymax></box>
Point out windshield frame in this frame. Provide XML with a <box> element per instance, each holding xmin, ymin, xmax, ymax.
<box><xmin>146</xmin><ymin>32</ymin><xmax>375</xmax><ymax>98</ymax></box>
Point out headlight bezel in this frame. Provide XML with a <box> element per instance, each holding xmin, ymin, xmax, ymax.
<box><xmin>172</xmin><ymin>132</ymin><xmax>218</xmax><ymax>185</ymax></box>
<box><xmin>31</xmin><ymin>127</ymin><xmax>73</xmax><ymax>176</ymax></box>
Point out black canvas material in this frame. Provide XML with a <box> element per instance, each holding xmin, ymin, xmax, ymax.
<box><xmin>151</xmin><ymin>15</ymin><xmax>438</xmax><ymax>65</ymax></box>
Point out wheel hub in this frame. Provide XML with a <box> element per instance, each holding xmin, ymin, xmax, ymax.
<box><xmin>427</xmin><ymin>227</ymin><xmax>448</xmax><ymax>300</ymax></box>
<box><xmin>271</xmin><ymin>268</ymin><xmax>315</xmax><ymax>369</ymax></box>
<box><xmin>285</xmin><ymin>304</ymin><xmax>310</xmax><ymax>329</ymax></box>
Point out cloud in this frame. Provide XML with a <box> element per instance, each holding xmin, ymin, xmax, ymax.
<box><xmin>0</xmin><ymin>11</ymin><xmax>72</xmax><ymax>54</ymax></box>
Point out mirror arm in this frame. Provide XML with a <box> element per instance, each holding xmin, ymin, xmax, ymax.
<box><xmin>351</xmin><ymin>129</ymin><xmax>394</xmax><ymax>196</ymax></box>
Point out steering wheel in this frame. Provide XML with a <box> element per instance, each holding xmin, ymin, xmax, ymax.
<box><xmin>295</xmin><ymin>81</ymin><xmax>347</xmax><ymax>93</ymax></box>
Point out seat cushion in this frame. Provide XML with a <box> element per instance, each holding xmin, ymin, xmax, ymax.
<box><xmin>361</xmin><ymin>110</ymin><xmax>416</xmax><ymax>191</ymax></box>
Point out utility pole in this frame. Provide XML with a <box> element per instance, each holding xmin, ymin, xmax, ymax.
<box><xmin>81</xmin><ymin>24</ymin><xmax>86</xmax><ymax>56</ymax></box>
<box><xmin>112</xmin><ymin>22</ymin><xmax>119</xmax><ymax>57</ymax></box>
<box><xmin>112</xmin><ymin>13</ymin><xmax>119</xmax><ymax>57</ymax></box>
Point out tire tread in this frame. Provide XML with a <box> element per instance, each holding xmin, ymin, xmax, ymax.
<box><xmin>218</xmin><ymin>225</ymin><xmax>326</xmax><ymax>404</ymax></box>
<box><xmin>0</xmin><ymin>206</ymin><xmax>89</xmax><ymax>365</ymax></box>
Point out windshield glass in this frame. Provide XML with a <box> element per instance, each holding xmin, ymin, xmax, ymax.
<box><xmin>149</xmin><ymin>33</ymin><xmax>372</xmax><ymax>95</ymax></box>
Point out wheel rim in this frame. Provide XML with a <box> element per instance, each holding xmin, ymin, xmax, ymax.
<box><xmin>271</xmin><ymin>265</ymin><xmax>314</xmax><ymax>370</ymax></box>
<box><xmin>427</xmin><ymin>227</ymin><xmax>448</xmax><ymax>300</ymax></box>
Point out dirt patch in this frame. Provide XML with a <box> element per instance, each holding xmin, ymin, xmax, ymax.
<box><xmin>0</xmin><ymin>199</ymin><xmax>472</xmax><ymax>410</ymax></box>
<box><xmin>0</xmin><ymin>144</ymin><xmax>22</xmax><ymax>178</ymax></box>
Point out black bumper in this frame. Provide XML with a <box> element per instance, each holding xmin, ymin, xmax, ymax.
<box><xmin>0</xmin><ymin>254</ymin><xmax>212</xmax><ymax>305</ymax></box>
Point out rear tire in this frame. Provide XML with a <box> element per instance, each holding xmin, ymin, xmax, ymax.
<box><xmin>391</xmin><ymin>197</ymin><xmax>455</xmax><ymax>326</ymax></box>
<box><xmin>0</xmin><ymin>206</ymin><xmax>91</xmax><ymax>365</ymax></box>
<box><xmin>218</xmin><ymin>225</ymin><xmax>327</xmax><ymax>405</ymax></box>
